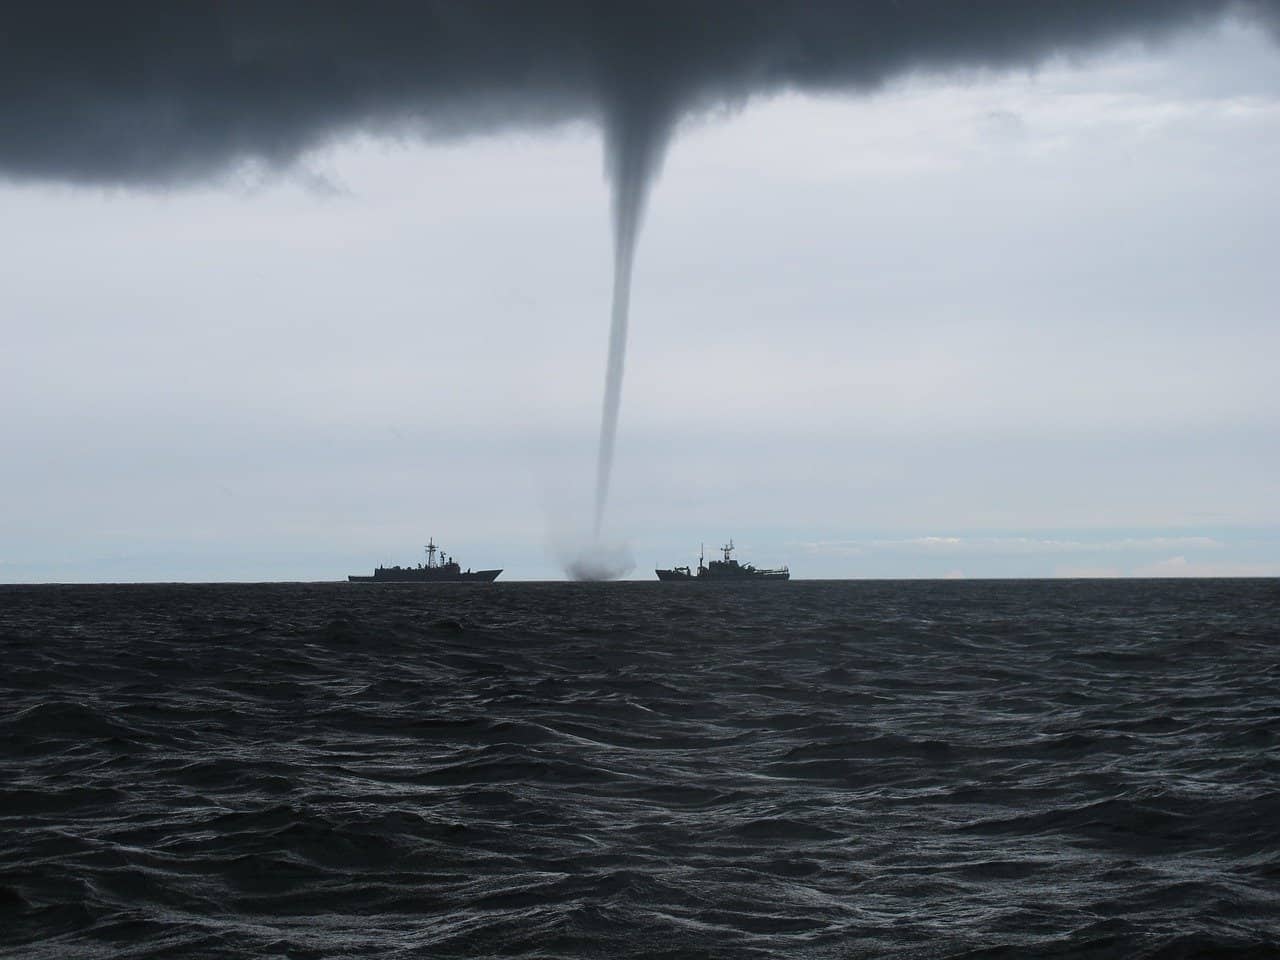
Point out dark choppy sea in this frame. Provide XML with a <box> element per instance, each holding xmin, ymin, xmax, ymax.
<box><xmin>2</xmin><ymin>579</ymin><xmax>1278</xmax><ymax>959</ymax></box>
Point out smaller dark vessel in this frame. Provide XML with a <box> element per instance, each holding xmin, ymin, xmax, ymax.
<box><xmin>349</xmin><ymin>539</ymin><xmax>501</xmax><ymax>583</ymax></box>
<box><xmin>656</xmin><ymin>540</ymin><xmax>789</xmax><ymax>581</ymax></box>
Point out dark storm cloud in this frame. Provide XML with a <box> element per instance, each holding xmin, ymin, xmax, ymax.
<box><xmin>2</xmin><ymin>0</ymin><xmax>1277</xmax><ymax>186</ymax></box>
<box><xmin>11</xmin><ymin>2</ymin><xmax>1275</xmax><ymax>552</ymax></box>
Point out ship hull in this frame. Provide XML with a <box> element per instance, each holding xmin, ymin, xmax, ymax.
<box><xmin>349</xmin><ymin>569</ymin><xmax>502</xmax><ymax>583</ymax></box>
<box><xmin>654</xmin><ymin>568</ymin><xmax>789</xmax><ymax>582</ymax></box>
<box><xmin>655</xmin><ymin>568</ymin><xmax>694</xmax><ymax>581</ymax></box>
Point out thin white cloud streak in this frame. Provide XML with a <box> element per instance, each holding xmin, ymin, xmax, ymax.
<box><xmin>801</xmin><ymin>536</ymin><xmax>1225</xmax><ymax>556</ymax></box>
<box><xmin>1130</xmin><ymin>555</ymin><xmax>1280</xmax><ymax>577</ymax></box>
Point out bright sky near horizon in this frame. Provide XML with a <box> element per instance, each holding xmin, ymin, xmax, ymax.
<box><xmin>2</xmin><ymin>18</ymin><xmax>1278</xmax><ymax>581</ymax></box>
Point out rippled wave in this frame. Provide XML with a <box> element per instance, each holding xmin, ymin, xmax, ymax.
<box><xmin>2</xmin><ymin>579</ymin><xmax>1278</xmax><ymax>958</ymax></box>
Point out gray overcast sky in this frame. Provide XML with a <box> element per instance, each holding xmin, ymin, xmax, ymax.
<box><xmin>2</xmin><ymin>16</ymin><xmax>1278</xmax><ymax>580</ymax></box>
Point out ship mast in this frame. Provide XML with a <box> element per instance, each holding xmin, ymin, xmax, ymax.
<box><xmin>722</xmin><ymin>539</ymin><xmax>734</xmax><ymax>562</ymax></box>
<box><xmin>426</xmin><ymin>538</ymin><xmax>438</xmax><ymax>568</ymax></box>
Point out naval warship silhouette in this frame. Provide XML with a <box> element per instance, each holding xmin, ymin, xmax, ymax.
<box><xmin>349</xmin><ymin>539</ymin><xmax>501</xmax><ymax>582</ymax></box>
<box><xmin>656</xmin><ymin>540</ymin><xmax>789</xmax><ymax>581</ymax></box>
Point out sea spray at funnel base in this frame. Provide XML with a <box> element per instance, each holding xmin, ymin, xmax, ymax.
<box><xmin>564</xmin><ymin>539</ymin><xmax>635</xmax><ymax>581</ymax></box>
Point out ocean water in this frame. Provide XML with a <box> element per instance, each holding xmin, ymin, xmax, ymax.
<box><xmin>2</xmin><ymin>579</ymin><xmax>1278</xmax><ymax>959</ymax></box>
